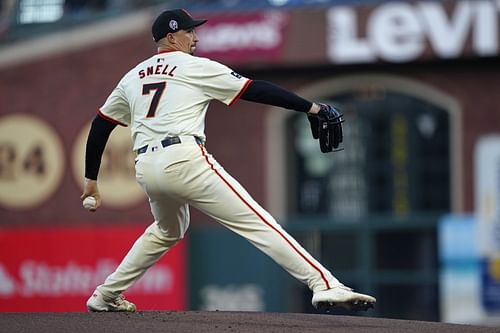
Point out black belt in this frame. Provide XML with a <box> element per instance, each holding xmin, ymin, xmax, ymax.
<box><xmin>136</xmin><ymin>136</ymin><xmax>202</xmax><ymax>155</ymax></box>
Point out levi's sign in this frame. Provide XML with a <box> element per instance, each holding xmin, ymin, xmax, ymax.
<box><xmin>327</xmin><ymin>0</ymin><xmax>500</xmax><ymax>64</ymax></box>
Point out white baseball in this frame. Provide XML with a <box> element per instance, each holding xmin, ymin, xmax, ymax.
<box><xmin>83</xmin><ymin>196</ymin><xmax>97</xmax><ymax>210</ymax></box>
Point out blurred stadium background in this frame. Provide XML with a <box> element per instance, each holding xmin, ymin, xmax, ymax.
<box><xmin>1</xmin><ymin>0</ymin><xmax>500</xmax><ymax>326</ymax></box>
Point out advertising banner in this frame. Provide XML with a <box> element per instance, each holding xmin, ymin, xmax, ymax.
<box><xmin>438</xmin><ymin>215</ymin><xmax>482</xmax><ymax>324</ymax></box>
<box><xmin>326</xmin><ymin>0</ymin><xmax>500</xmax><ymax>64</ymax></box>
<box><xmin>195</xmin><ymin>11</ymin><xmax>290</xmax><ymax>65</ymax></box>
<box><xmin>475</xmin><ymin>135</ymin><xmax>500</xmax><ymax>313</ymax></box>
<box><xmin>0</xmin><ymin>225</ymin><xmax>186</xmax><ymax>312</ymax></box>
<box><xmin>189</xmin><ymin>228</ymin><xmax>287</xmax><ymax>312</ymax></box>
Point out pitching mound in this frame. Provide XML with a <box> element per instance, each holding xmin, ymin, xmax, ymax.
<box><xmin>2</xmin><ymin>311</ymin><xmax>499</xmax><ymax>333</ymax></box>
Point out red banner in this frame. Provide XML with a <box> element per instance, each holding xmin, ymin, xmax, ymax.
<box><xmin>195</xmin><ymin>11</ymin><xmax>290</xmax><ymax>64</ymax></box>
<box><xmin>0</xmin><ymin>224</ymin><xmax>186</xmax><ymax>312</ymax></box>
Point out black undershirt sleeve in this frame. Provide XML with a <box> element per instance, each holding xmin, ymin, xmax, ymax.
<box><xmin>240</xmin><ymin>80</ymin><xmax>312</xmax><ymax>112</ymax></box>
<box><xmin>85</xmin><ymin>114</ymin><xmax>117</xmax><ymax>180</ymax></box>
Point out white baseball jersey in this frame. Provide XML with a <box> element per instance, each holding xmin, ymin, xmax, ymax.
<box><xmin>92</xmin><ymin>50</ymin><xmax>340</xmax><ymax>307</ymax></box>
<box><xmin>88</xmin><ymin>10</ymin><xmax>375</xmax><ymax>312</ymax></box>
<box><xmin>98</xmin><ymin>50</ymin><xmax>251</xmax><ymax>150</ymax></box>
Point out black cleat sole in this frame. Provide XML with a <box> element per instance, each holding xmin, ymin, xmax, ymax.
<box><xmin>316</xmin><ymin>300</ymin><xmax>375</xmax><ymax>313</ymax></box>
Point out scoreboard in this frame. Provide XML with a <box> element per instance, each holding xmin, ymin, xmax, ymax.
<box><xmin>291</xmin><ymin>90</ymin><xmax>450</xmax><ymax>217</ymax></box>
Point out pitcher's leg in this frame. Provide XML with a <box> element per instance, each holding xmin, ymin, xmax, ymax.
<box><xmin>96</xmin><ymin>196</ymin><xmax>189</xmax><ymax>299</ymax></box>
<box><xmin>189</xmin><ymin>147</ymin><xmax>339</xmax><ymax>292</ymax></box>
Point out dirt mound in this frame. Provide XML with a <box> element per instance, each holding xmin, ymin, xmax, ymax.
<box><xmin>1</xmin><ymin>311</ymin><xmax>498</xmax><ymax>333</ymax></box>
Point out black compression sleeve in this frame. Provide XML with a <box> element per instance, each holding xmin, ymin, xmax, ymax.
<box><xmin>84</xmin><ymin>114</ymin><xmax>117</xmax><ymax>180</ymax></box>
<box><xmin>240</xmin><ymin>80</ymin><xmax>312</xmax><ymax>112</ymax></box>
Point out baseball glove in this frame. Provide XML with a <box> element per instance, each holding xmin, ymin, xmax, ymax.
<box><xmin>307</xmin><ymin>103</ymin><xmax>344</xmax><ymax>153</ymax></box>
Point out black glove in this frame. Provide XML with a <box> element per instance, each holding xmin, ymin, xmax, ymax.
<box><xmin>307</xmin><ymin>103</ymin><xmax>344</xmax><ymax>153</ymax></box>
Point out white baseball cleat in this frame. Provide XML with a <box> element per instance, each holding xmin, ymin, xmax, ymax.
<box><xmin>86</xmin><ymin>290</ymin><xmax>136</xmax><ymax>312</ymax></box>
<box><xmin>312</xmin><ymin>284</ymin><xmax>376</xmax><ymax>312</ymax></box>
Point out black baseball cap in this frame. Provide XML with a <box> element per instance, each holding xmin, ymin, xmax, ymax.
<box><xmin>152</xmin><ymin>9</ymin><xmax>208</xmax><ymax>42</ymax></box>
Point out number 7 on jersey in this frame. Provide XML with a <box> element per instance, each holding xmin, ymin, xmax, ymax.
<box><xmin>142</xmin><ymin>82</ymin><xmax>166</xmax><ymax>118</ymax></box>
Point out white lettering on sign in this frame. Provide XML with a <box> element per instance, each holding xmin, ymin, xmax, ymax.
<box><xmin>369</xmin><ymin>2</ymin><xmax>423</xmax><ymax>62</ymax></box>
<box><xmin>200</xmin><ymin>284</ymin><xmax>265</xmax><ymax>311</ymax></box>
<box><xmin>197</xmin><ymin>12</ymin><xmax>286</xmax><ymax>53</ymax></box>
<box><xmin>327</xmin><ymin>0</ymin><xmax>499</xmax><ymax>63</ymax></box>
<box><xmin>0</xmin><ymin>259</ymin><xmax>173</xmax><ymax>298</ymax></box>
<box><xmin>0</xmin><ymin>264</ymin><xmax>16</xmax><ymax>296</ymax></box>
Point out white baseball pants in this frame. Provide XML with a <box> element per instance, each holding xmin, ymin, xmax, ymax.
<box><xmin>96</xmin><ymin>136</ymin><xmax>339</xmax><ymax>299</ymax></box>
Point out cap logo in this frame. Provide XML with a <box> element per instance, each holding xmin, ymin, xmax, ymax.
<box><xmin>169</xmin><ymin>20</ymin><xmax>178</xmax><ymax>31</ymax></box>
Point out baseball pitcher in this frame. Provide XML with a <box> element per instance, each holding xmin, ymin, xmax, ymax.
<box><xmin>81</xmin><ymin>9</ymin><xmax>375</xmax><ymax>313</ymax></box>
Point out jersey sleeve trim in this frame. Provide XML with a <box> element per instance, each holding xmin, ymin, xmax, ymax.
<box><xmin>229</xmin><ymin>79</ymin><xmax>253</xmax><ymax>106</ymax></box>
<box><xmin>97</xmin><ymin>110</ymin><xmax>128</xmax><ymax>127</ymax></box>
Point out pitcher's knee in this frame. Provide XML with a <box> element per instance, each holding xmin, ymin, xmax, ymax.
<box><xmin>145</xmin><ymin>222</ymin><xmax>184</xmax><ymax>244</ymax></box>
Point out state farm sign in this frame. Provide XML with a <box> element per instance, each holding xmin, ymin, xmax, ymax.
<box><xmin>327</xmin><ymin>0</ymin><xmax>500</xmax><ymax>64</ymax></box>
<box><xmin>0</xmin><ymin>225</ymin><xmax>186</xmax><ymax>311</ymax></box>
<box><xmin>0</xmin><ymin>259</ymin><xmax>173</xmax><ymax>297</ymax></box>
